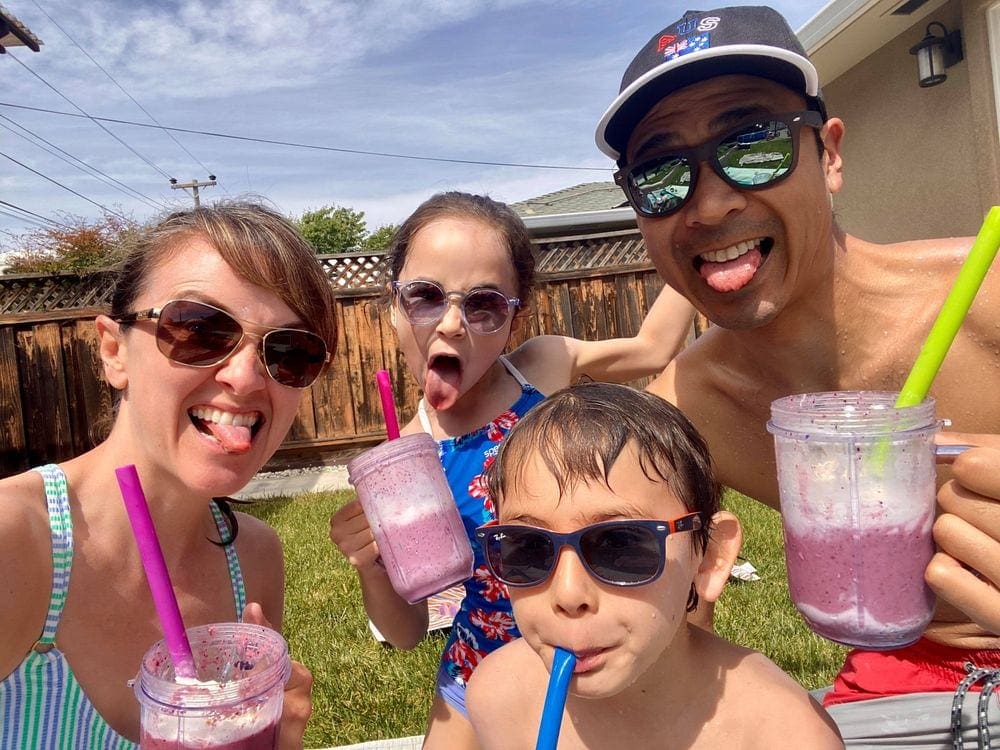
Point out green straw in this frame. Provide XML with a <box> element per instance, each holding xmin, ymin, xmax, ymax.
<box><xmin>896</xmin><ymin>206</ymin><xmax>1000</xmax><ymax>408</ymax></box>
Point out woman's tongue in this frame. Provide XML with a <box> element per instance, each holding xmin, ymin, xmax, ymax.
<box><xmin>424</xmin><ymin>356</ymin><xmax>462</xmax><ymax>410</ymax></box>
<box><xmin>699</xmin><ymin>246</ymin><xmax>762</xmax><ymax>292</ymax></box>
<box><xmin>204</xmin><ymin>422</ymin><xmax>252</xmax><ymax>454</ymax></box>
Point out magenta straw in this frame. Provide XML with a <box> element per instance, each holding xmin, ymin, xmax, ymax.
<box><xmin>115</xmin><ymin>464</ymin><xmax>197</xmax><ymax>680</ymax></box>
<box><xmin>376</xmin><ymin>369</ymin><xmax>401</xmax><ymax>440</ymax></box>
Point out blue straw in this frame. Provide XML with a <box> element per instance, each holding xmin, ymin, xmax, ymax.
<box><xmin>535</xmin><ymin>647</ymin><xmax>576</xmax><ymax>750</ymax></box>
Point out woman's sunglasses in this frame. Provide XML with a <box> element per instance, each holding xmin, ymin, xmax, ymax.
<box><xmin>113</xmin><ymin>299</ymin><xmax>330</xmax><ymax>389</ymax></box>
<box><xmin>392</xmin><ymin>279</ymin><xmax>520</xmax><ymax>336</ymax></box>
<box><xmin>615</xmin><ymin>110</ymin><xmax>825</xmax><ymax>218</ymax></box>
<box><xmin>475</xmin><ymin>513</ymin><xmax>705</xmax><ymax>588</ymax></box>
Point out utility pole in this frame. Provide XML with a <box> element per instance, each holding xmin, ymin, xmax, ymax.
<box><xmin>170</xmin><ymin>175</ymin><xmax>217</xmax><ymax>208</ymax></box>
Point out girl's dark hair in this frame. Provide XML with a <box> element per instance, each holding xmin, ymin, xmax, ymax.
<box><xmin>385</xmin><ymin>192</ymin><xmax>536</xmax><ymax>300</ymax></box>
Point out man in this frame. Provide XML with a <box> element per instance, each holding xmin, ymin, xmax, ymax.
<box><xmin>595</xmin><ymin>5</ymin><xmax>1000</xmax><ymax>747</ymax></box>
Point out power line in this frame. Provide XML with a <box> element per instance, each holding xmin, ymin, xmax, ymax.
<box><xmin>29</xmin><ymin>0</ymin><xmax>214</xmax><ymax>177</ymax></box>
<box><xmin>0</xmin><ymin>101</ymin><xmax>611</xmax><ymax>173</ymax></box>
<box><xmin>0</xmin><ymin>114</ymin><xmax>167</xmax><ymax>210</ymax></box>
<box><xmin>0</xmin><ymin>207</ymin><xmax>52</xmax><ymax>229</ymax></box>
<box><xmin>0</xmin><ymin>199</ymin><xmax>68</xmax><ymax>228</ymax></box>
<box><xmin>0</xmin><ymin>150</ymin><xmax>128</xmax><ymax>219</ymax></box>
<box><xmin>5</xmin><ymin>51</ymin><xmax>175</xmax><ymax>180</ymax></box>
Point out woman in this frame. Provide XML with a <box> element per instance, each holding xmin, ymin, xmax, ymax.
<box><xmin>0</xmin><ymin>201</ymin><xmax>336</xmax><ymax>749</ymax></box>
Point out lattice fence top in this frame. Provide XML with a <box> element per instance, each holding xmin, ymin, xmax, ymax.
<box><xmin>0</xmin><ymin>229</ymin><xmax>650</xmax><ymax>315</ymax></box>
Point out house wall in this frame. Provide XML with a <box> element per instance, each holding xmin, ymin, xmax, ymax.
<box><xmin>822</xmin><ymin>0</ymin><xmax>999</xmax><ymax>243</ymax></box>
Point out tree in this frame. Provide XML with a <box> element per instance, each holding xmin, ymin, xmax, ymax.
<box><xmin>362</xmin><ymin>224</ymin><xmax>397</xmax><ymax>253</ymax></box>
<box><xmin>2</xmin><ymin>212</ymin><xmax>139</xmax><ymax>274</ymax></box>
<box><xmin>296</xmin><ymin>205</ymin><xmax>367</xmax><ymax>254</ymax></box>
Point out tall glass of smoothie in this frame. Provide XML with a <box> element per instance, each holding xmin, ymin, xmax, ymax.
<box><xmin>135</xmin><ymin>622</ymin><xmax>290</xmax><ymax>749</ymax></box>
<box><xmin>767</xmin><ymin>391</ymin><xmax>941</xmax><ymax>650</ymax></box>
<box><xmin>347</xmin><ymin>432</ymin><xmax>474</xmax><ymax>604</ymax></box>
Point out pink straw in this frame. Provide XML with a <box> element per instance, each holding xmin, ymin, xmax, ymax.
<box><xmin>376</xmin><ymin>369</ymin><xmax>401</xmax><ymax>440</ymax></box>
<box><xmin>115</xmin><ymin>464</ymin><xmax>198</xmax><ymax>680</ymax></box>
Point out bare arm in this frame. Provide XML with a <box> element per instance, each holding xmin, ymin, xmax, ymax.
<box><xmin>235</xmin><ymin>511</ymin><xmax>286</xmax><ymax>629</ymax></box>
<box><xmin>467</xmin><ymin>639</ymin><xmax>541</xmax><ymax>750</ymax></box>
<box><xmin>739</xmin><ymin>653</ymin><xmax>845</xmax><ymax>749</ymax></box>
<box><xmin>513</xmin><ymin>282</ymin><xmax>695</xmax><ymax>392</ymax></box>
<box><xmin>0</xmin><ymin>472</ymin><xmax>53</xmax><ymax>681</ymax></box>
<box><xmin>329</xmin><ymin>499</ymin><xmax>430</xmax><ymax>648</ymax></box>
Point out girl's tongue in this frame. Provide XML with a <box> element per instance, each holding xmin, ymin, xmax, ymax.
<box><xmin>424</xmin><ymin>355</ymin><xmax>462</xmax><ymax>410</ymax></box>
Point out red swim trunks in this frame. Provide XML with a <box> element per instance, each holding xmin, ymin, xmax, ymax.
<box><xmin>825</xmin><ymin>638</ymin><xmax>1000</xmax><ymax>706</ymax></box>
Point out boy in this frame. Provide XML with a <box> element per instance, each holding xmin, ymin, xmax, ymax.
<box><xmin>466</xmin><ymin>382</ymin><xmax>842</xmax><ymax>748</ymax></box>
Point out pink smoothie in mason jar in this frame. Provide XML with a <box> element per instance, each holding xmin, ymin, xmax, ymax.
<box><xmin>135</xmin><ymin>623</ymin><xmax>289</xmax><ymax>749</ymax></box>
<box><xmin>768</xmin><ymin>391</ymin><xmax>940</xmax><ymax>650</ymax></box>
<box><xmin>348</xmin><ymin>433</ymin><xmax>473</xmax><ymax>604</ymax></box>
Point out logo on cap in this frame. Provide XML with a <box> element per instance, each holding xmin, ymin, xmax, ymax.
<box><xmin>656</xmin><ymin>34</ymin><xmax>677</xmax><ymax>53</ymax></box>
<box><xmin>662</xmin><ymin>33</ymin><xmax>711</xmax><ymax>62</ymax></box>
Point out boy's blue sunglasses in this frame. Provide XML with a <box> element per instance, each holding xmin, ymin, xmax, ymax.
<box><xmin>476</xmin><ymin>513</ymin><xmax>705</xmax><ymax>587</ymax></box>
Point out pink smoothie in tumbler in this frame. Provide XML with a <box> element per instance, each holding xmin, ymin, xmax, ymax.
<box><xmin>768</xmin><ymin>392</ymin><xmax>940</xmax><ymax>650</ymax></box>
<box><xmin>347</xmin><ymin>433</ymin><xmax>474</xmax><ymax>604</ymax></box>
<box><xmin>140</xmin><ymin>722</ymin><xmax>278</xmax><ymax>749</ymax></box>
<box><xmin>136</xmin><ymin>623</ymin><xmax>290</xmax><ymax>750</ymax></box>
<box><xmin>783</xmin><ymin>509</ymin><xmax>935</xmax><ymax>649</ymax></box>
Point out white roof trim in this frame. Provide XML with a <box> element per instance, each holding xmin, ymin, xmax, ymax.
<box><xmin>797</xmin><ymin>0</ymin><xmax>951</xmax><ymax>85</ymax></box>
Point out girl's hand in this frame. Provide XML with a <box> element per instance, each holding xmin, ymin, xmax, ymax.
<box><xmin>242</xmin><ymin>603</ymin><xmax>313</xmax><ymax>750</ymax></box>
<box><xmin>329</xmin><ymin>499</ymin><xmax>381</xmax><ymax>572</ymax></box>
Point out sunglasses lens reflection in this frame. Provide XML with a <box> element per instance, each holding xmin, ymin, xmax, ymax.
<box><xmin>581</xmin><ymin>524</ymin><xmax>660</xmax><ymax>584</ymax></box>
<box><xmin>157</xmin><ymin>300</ymin><xmax>243</xmax><ymax>366</ymax></box>
<box><xmin>398</xmin><ymin>281</ymin><xmax>446</xmax><ymax>325</ymax></box>
<box><xmin>262</xmin><ymin>329</ymin><xmax>329</xmax><ymax>388</ymax></box>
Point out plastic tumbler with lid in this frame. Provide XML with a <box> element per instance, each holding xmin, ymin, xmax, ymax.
<box><xmin>767</xmin><ymin>391</ymin><xmax>940</xmax><ymax>650</ymax></box>
<box><xmin>347</xmin><ymin>432</ymin><xmax>474</xmax><ymax>604</ymax></box>
<box><xmin>134</xmin><ymin>622</ymin><xmax>291</xmax><ymax>749</ymax></box>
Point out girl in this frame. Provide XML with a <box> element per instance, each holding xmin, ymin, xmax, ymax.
<box><xmin>330</xmin><ymin>192</ymin><xmax>694</xmax><ymax>749</ymax></box>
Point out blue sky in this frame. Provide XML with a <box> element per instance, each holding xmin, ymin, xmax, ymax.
<box><xmin>0</xmin><ymin>0</ymin><xmax>831</xmax><ymax>247</ymax></box>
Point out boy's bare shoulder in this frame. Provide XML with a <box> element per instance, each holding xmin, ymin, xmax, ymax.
<box><xmin>467</xmin><ymin>639</ymin><xmax>543</xmax><ymax>748</ymax></box>
<box><xmin>709</xmin><ymin>638</ymin><xmax>843</xmax><ymax>748</ymax></box>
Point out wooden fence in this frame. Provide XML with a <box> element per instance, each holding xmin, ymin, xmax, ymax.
<box><xmin>1</xmin><ymin>257</ymin><xmax>681</xmax><ymax>478</ymax></box>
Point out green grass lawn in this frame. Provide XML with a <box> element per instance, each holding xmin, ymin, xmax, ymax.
<box><xmin>245</xmin><ymin>489</ymin><xmax>847</xmax><ymax>748</ymax></box>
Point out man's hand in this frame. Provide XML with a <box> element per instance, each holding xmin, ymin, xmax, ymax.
<box><xmin>927</xmin><ymin>437</ymin><xmax>1000</xmax><ymax>635</ymax></box>
<box><xmin>243</xmin><ymin>602</ymin><xmax>313</xmax><ymax>750</ymax></box>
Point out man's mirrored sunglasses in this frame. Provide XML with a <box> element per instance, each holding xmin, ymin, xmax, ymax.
<box><xmin>616</xmin><ymin>110</ymin><xmax>825</xmax><ymax>218</ymax></box>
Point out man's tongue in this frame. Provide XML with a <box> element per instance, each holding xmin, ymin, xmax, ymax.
<box><xmin>424</xmin><ymin>357</ymin><xmax>462</xmax><ymax>411</ymax></box>
<box><xmin>204</xmin><ymin>422</ymin><xmax>253</xmax><ymax>454</ymax></box>
<box><xmin>699</xmin><ymin>247</ymin><xmax>763</xmax><ymax>292</ymax></box>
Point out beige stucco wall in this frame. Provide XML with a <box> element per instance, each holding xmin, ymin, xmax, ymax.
<box><xmin>823</xmin><ymin>0</ymin><xmax>999</xmax><ymax>243</ymax></box>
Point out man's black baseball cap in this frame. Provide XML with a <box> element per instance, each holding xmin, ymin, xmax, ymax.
<box><xmin>596</xmin><ymin>6</ymin><xmax>824</xmax><ymax>161</ymax></box>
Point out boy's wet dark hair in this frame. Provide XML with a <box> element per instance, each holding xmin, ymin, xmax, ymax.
<box><xmin>385</xmin><ymin>191</ymin><xmax>536</xmax><ymax>301</ymax></box>
<box><xmin>485</xmin><ymin>381</ymin><xmax>720</xmax><ymax>554</ymax></box>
